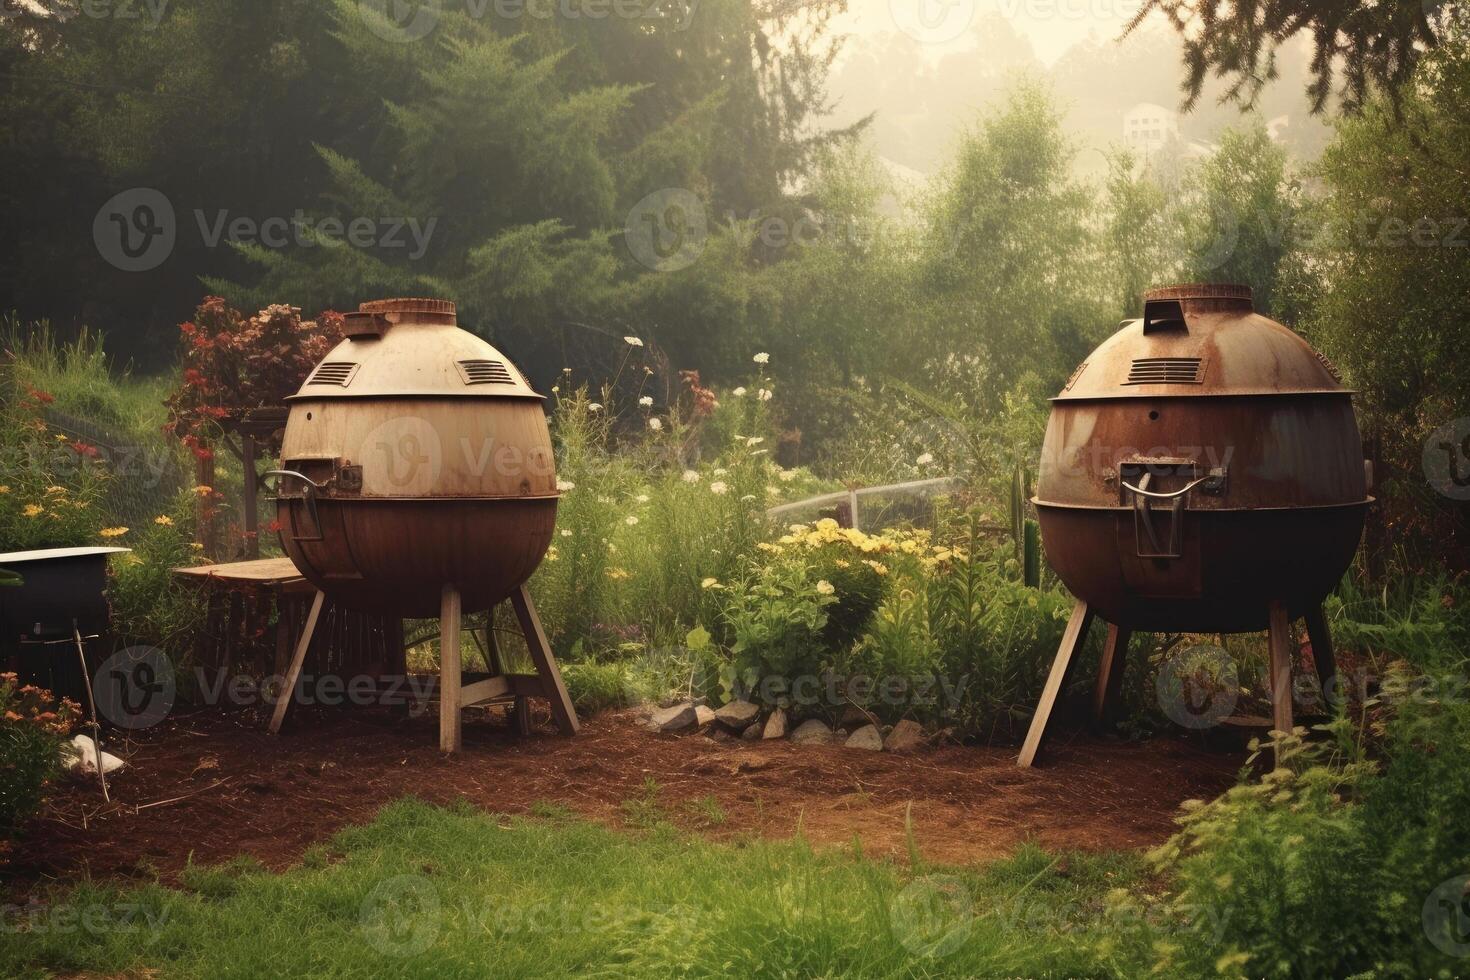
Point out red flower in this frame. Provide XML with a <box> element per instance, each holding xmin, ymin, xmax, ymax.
<box><xmin>69</xmin><ymin>440</ymin><xmax>100</xmax><ymax>458</ymax></box>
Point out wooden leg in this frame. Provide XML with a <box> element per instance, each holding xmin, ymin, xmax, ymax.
<box><xmin>269</xmin><ymin>590</ymin><xmax>325</xmax><ymax>734</ymax></box>
<box><xmin>1266</xmin><ymin>600</ymin><xmax>1296</xmax><ymax>752</ymax></box>
<box><xmin>1018</xmin><ymin>600</ymin><xmax>1094</xmax><ymax>767</ymax></box>
<box><xmin>510</xmin><ymin>585</ymin><xmax>579</xmax><ymax>735</ymax></box>
<box><xmin>1302</xmin><ymin>604</ymin><xmax>1337</xmax><ymax>711</ymax></box>
<box><xmin>1091</xmin><ymin>623</ymin><xmax>1133</xmax><ymax>730</ymax></box>
<box><xmin>440</xmin><ymin>584</ymin><xmax>463</xmax><ymax>753</ymax></box>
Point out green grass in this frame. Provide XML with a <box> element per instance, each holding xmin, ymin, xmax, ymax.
<box><xmin>2</xmin><ymin>798</ymin><xmax>1158</xmax><ymax>978</ymax></box>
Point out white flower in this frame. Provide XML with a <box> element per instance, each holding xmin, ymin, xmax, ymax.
<box><xmin>635</xmin><ymin>494</ymin><xmax>650</xmax><ymax>503</ymax></box>
<box><xmin>713</xmin><ymin>467</ymin><xmax>728</xmax><ymax>477</ymax></box>
<box><xmin>624</xmin><ymin>336</ymin><xmax>644</xmax><ymax>347</ymax></box>
<box><xmin>816</xmin><ymin>579</ymin><xmax>834</xmax><ymax>595</ymax></box>
<box><xmin>681</xmin><ymin>470</ymin><xmax>700</xmax><ymax>483</ymax></box>
<box><xmin>745</xmin><ymin>436</ymin><xmax>764</xmax><ymax>446</ymax></box>
<box><xmin>648</xmin><ymin>418</ymin><xmax>663</xmax><ymax>432</ymax></box>
<box><xmin>916</xmin><ymin>452</ymin><xmax>934</xmax><ymax>466</ymax></box>
<box><xmin>560</xmin><ymin>528</ymin><xmax>572</xmax><ymax>537</ymax></box>
<box><xmin>753</xmin><ymin>352</ymin><xmax>770</xmax><ymax>364</ymax></box>
<box><xmin>778</xmin><ymin>469</ymin><xmax>797</xmax><ymax>482</ymax></box>
<box><xmin>556</xmin><ymin>479</ymin><xmax>576</xmax><ymax>492</ymax></box>
<box><xmin>709</xmin><ymin>481</ymin><xmax>729</xmax><ymax>495</ymax></box>
<box><xmin>638</xmin><ymin>396</ymin><xmax>653</xmax><ymax>407</ymax></box>
<box><xmin>740</xmin><ymin>494</ymin><xmax>757</xmax><ymax>502</ymax></box>
<box><xmin>701</xmin><ymin>577</ymin><xmax>720</xmax><ymax>589</ymax></box>
<box><xmin>732</xmin><ymin>386</ymin><xmax>747</xmax><ymax>397</ymax></box>
<box><xmin>625</xmin><ymin>515</ymin><xmax>639</xmax><ymax>526</ymax></box>
<box><xmin>587</xmin><ymin>403</ymin><xmax>603</xmax><ymax>413</ymax></box>
<box><xmin>757</xmin><ymin>388</ymin><xmax>772</xmax><ymax>402</ymax></box>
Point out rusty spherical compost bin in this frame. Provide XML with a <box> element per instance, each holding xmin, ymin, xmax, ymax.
<box><xmin>268</xmin><ymin>298</ymin><xmax>576</xmax><ymax>751</ymax></box>
<box><xmin>1019</xmin><ymin>284</ymin><xmax>1371</xmax><ymax>766</ymax></box>
<box><xmin>273</xmin><ymin>298</ymin><xmax>557</xmax><ymax>617</ymax></box>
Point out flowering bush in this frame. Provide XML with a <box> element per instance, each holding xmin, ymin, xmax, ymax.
<box><xmin>0</xmin><ymin>674</ymin><xmax>77</xmax><ymax>853</ymax></box>
<box><xmin>164</xmin><ymin>298</ymin><xmax>343</xmax><ymax>458</ymax></box>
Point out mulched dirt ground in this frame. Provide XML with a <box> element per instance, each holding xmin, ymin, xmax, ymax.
<box><xmin>4</xmin><ymin>706</ymin><xmax>1244</xmax><ymax>895</ymax></box>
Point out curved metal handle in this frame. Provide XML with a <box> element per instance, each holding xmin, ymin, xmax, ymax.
<box><xmin>263</xmin><ymin>469</ymin><xmax>323</xmax><ymax>541</ymax></box>
<box><xmin>1121</xmin><ymin>475</ymin><xmax>1210</xmax><ymax>500</ymax></box>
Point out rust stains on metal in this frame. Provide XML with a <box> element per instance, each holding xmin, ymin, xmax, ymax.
<box><xmin>1034</xmin><ymin>283</ymin><xmax>1371</xmax><ymax>633</ymax></box>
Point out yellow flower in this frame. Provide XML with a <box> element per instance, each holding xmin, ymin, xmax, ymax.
<box><xmin>22</xmin><ymin>503</ymin><xmax>43</xmax><ymax>518</ymax></box>
<box><xmin>190</xmin><ymin>542</ymin><xmax>205</xmax><ymax>550</ymax></box>
<box><xmin>814</xmin><ymin>517</ymin><xmax>838</xmax><ymax>532</ymax></box>
<box><xmin>153</xmin><ymin>514</ymin><xmax>174</xmax><ymax>526</ymax></box>
<box><xmin>54</xmin><ymin>433</ymin><xmax>68</xmax><ymax>441</ymax></box>
<box><xmin>45</xmin><ymin>485</ymin><xmax>67</xmax><ymax>495</ymax></box>
<box><xmin>701</xmin><ymin>577</ymin><xmax>720</xmax><ymax>589</ymax></box>
<box><xmin>544</xmin><ymin>545</ymin><xmax>559</xmax><ymax>562</ymax></box>
<box><xmin>99</xmin><ymin>526</ymin><xmax>129</xmax><ymax>538</ymax></box>
<box><xmin>606</xmin><ymin>567</ymin><xmax>630</xmax><ymax>580</ymax></box>
<box><xmin>815</xmin><ymin>580</ymin><xmax>834</xmax><ymax>595</ymax></box>
<box><xmin>0</xmin><ymin>485</ymin><xmax>9</xmax><ymax>493</ymax></box>
<box><xmin>193</xmin><ymin>485</ymin><xmax>214</xmax><ymax>496</ymax></box>
<box><xmin>863</xmin><ymin>560</ymin><xmax>888</xmax><ymax>576</ymax></box>
<box><xmin>834</xmin><ymin>558</ymin><xmax>850</xmax><ymax>568</ymax></box>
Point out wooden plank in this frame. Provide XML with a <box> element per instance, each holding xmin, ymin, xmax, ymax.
<box><xmin>173</xmin><ymin>557</ymin><xmax>309</xmax><ymax>589</ymax></box>
<box><xmin>1267</xmin><ymin>600</ymin><xmax>1295</xmax><ymax>745</ymax></box>
<box><xmin>1091</xmin><ymin>623</ymin><xmax>1133</xmax><ymax>728</ymax></box>
<box><xmin>269</xmin><ymin>590</ymin><xmax>325</xmax><ymax>734</ymax></box>
<box><xmin>1017</xmin><ymin>599</ymin><xmax>1093</xmax><ymax>768</ymax></box>
<box><xmin>459</xmin><ymin>675</ymin><xmax>510</xmax><ymax>706</ymax></box>
<box><xmin>510</xmin><ymin>585</ymin><xmax>579</xmax><ymax>735</ymax></box>
<box><xmin>439</xmin><ymin>584</ymin><xmax>463</xmax><ymax>753</ymax></box>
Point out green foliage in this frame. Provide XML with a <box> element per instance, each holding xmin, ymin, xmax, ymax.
<box><xmin>1106</xmin><ymin>680</ymin><xmax>1470</xmax><ymax>978</ymax></box>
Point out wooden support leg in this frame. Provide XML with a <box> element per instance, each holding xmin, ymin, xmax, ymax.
<box><xmin>440</xmin><ymin>584</ymin><xmax>463</xmax><ymax>753</ymax></box>
<box><xmin>1303</xmin><ymin>604</ymin><xmax>1337</xmax><ymax>712</ymax></box>
<box><xmin>1091</xmin><ymin>623</ymin><xmax>1133</xmax><ymax>730</ymax></box>
<box><xmin>1266</xmin><ymin>600</ymin><xmax>1296</xmax><ymax>759</ymax></box>
<box><xmin>510</xmin><ymin>585</ymin><xmax>580</xmax><ymax>735</ymax></box>
<box><xmin>1018</xmin><ymin>600</ymin><xmax>1094</xmax><ymax>767</ymax></box>
<box><xmin>269</xmin><ymin>590</ymin><xmax>326</xmax><ymax>734</ymax></box>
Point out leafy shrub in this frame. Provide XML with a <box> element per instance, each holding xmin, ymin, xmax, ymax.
<box><xmin>1102</xmin><ymin>678</ymin><xmax>1470</xmax><ymax>978</ymax></box>
<box><xmin>0</xmin><ymin>674</ymin><xmax>77</xmax><ymax>853</ymax></box>
<box><xmin>857</xmin><ymin>510</ymin><xmax>1074</xmax><ymax>739</ymax></box>
<box><xmin>107</xmin><ymin>491</ymin><xmax>210</xmax><ymax>651</ymax></box>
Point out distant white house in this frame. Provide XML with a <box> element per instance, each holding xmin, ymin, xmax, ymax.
<box><xmin>1123</xmin><ymin>102</ymin><xmax>1179</xmax><ymax>155</ymax></box>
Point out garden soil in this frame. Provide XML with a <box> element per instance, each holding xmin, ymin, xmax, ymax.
<box><xmin>6</xmin><ymin>707</ymin><xmax>1242</xmax><ymax>893</ymax></box>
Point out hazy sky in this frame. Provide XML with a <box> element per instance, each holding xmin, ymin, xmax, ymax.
<box><xmin>831</xmin><ymin>0</ymin><xmax>1150</xmax><ymax>65</ymax></box>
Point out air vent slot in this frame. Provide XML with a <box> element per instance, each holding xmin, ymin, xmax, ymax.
<box><xmin>456</xmin><ymin>359</ymin><xmax>515</xmax><ymax>386</ymax></box>
<box><xmin>1123</xmin><ymin>357</ymin><xmax>1203</xmax><ymax>385</ymax></box>
<box><xmin>307</xmin><ymin>362</ymin><xmax>359</xmax><ymax>387</ymax></box>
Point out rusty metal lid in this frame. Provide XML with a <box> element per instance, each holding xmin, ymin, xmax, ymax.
<box><xmin>289</xmin><ymin>297</ymin><xmax>542</xmax><ymax>401</ymax></box>
<box><xmin>1055</xmin><ymin>283</ymin><xmax>1350</xmax><ymax>401</ymax></box>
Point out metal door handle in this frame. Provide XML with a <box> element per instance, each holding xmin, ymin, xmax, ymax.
<box><xmin>263</xmin><ymin>469</ymin><xmax>324</xmax><ymax>542</ymax></box>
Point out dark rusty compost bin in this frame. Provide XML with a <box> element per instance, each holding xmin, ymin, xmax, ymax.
<box><xmin>267</xmin><ymin>298</ymin><xmax>576</xmax><ymax>751</ymax></box>
<box><xmin>1018</xmin><ymin>284</ymin><xmax>1371</xmax><ymax>767</ymax></box>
